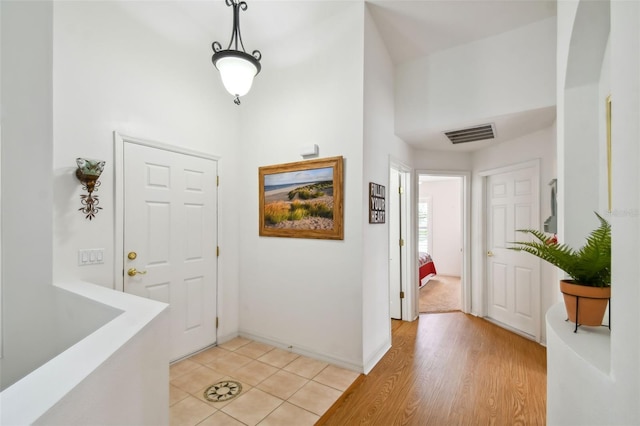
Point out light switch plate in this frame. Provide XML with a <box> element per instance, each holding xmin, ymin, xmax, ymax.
<box><xmin>78</xmin><ymin>248</ymin><xmax>105</xmax><ymax>266</ymax></box>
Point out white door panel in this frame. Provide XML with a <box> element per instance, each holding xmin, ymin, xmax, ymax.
<box><xmin>124</xmin><ymin>142</ymin><xmax>217</xmax><ymax>361</ymax></box>
<box><xmin>491</xmin><ymin>262</ymin><xmax>508</xmax><ymax>308</ymax></box>
<box><xmin>486</xmin><ymin>166</ymin><xmax>540</xmax><ymax>338</ymax></box>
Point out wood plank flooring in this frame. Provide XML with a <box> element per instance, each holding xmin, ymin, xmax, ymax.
<box><xmin>318</xmin><ymin>313</ymin><xmax>546</xmax><ymax>425</ymax></box>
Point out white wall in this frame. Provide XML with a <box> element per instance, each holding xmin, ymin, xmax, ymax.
<box><xmin>238</xmin><ymin>3</ymin><xmax>368</xmax><ymax>371</ymax></box>
<box><xmin>51</xmin><ymin>1</ymin><xmax>242</xmax><ymax>338</ymax></box>
<box><xmin>471</xmin><ymin>125</ymin><xmax>557</xmax><ymax>342</ymax></box>
<box><xmin>563</xmin><ymin>82</ymin><xmax>601</xmax><ymax>247</ymax></box>
<box><xmin>598</xmin><ymin>39</ymin><xmax>612</xmax><ymax>216</ymax></box>
<box><xmin>413</xmin><ymin>150</ymin><xmax>472</xmax><ymax>172</ymax></box>
<box><xmin>362</xmin><ymin>5</ymin><xmax>413</xmax><ymax>371</ymax></box>
<box><xmin>419</xmin><ymin>179</ymin><xmax>462</xmax><ymax>276</ymax></box>
<box><xmin>396</xmin><ymin>17</ymin><xmax>556</xmax><ymax>139</ymax></box>
<box><xmin>548</xmin><ymin>0</ymin><xmax>640</xmax><ymax>423</ymax></box>
<box><xmin>0</xmin><ymin>0</ymin><xmax>57</xmax><ymax>389</ymax></box>
<box><xmin>608</xmin><ymin>1</ymin><xmax>640</xmax><ymax>421</ymax></box>
<box><xmin>560</xmin><ymin>0</ymin><xmax>610</xmax><ymax>248</ymax></box>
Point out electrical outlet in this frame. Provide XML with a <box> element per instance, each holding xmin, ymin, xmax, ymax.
<box><xmin>78</xmin><ymin>248</ymin><xmax>105</xmax><ymax>266</ymax></box>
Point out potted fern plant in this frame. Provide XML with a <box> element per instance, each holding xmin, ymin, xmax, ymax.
<box><xmin>510</xmin><ymin>212</ymin><xmax>611</xmax><ymax>330</ymax></box>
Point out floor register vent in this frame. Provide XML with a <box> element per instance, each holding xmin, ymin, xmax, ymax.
<box><xmin>444</xmin><ymin>123</ymin><xmax>495</xmax><ymax>144</ymax></box>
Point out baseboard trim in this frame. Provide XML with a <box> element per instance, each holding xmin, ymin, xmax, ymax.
<box><xmin>216</xmin><ymin>331</ymin><xmax>240</xmax><ymax>346</ymax></box>
<box><xmin>363</xmin><ymin>340</ymin><xmax>391</xmax><ymax>374</ymax></box>
<box><xmin>484</xmin><ymin>317</ymin><xmax>538</xmax><ymax>343</ymax></box>
<box><xmin>239</xmin><ymin>330</ymin><xmax>364</xmax><ymax>373</ymax></box>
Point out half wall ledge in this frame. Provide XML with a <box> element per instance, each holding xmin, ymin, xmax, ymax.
<box><xmin>546</xmin><ymin>302</ymin><xmax>613</xmax><ymax>425</ymax></box>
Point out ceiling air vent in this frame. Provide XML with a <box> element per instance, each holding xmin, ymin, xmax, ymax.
<box><xmin>444</xmin><ymin>124</ymin><xmax>495</xmax><ymax>144</ymax></box>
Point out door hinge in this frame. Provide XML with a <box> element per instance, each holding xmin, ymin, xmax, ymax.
<box><xmin>217</xmin><ymin>176</ymin><xmax>220</xmax><ymax>186</ymax></box>
<box><xmin>399</xmin><ymin>186</ymin><xmax>404</xmax><ymax>194</ymax></box>
<box><xmin>217</xmin><ymin>246</ymin><xmax>220</xmax><ymax>257</ymax></box>
<box><xmin>400</xmin><ymin>291</ymin><xmax>405</xmax><ymax>299</ymax></box>
<box><xmin>399</xmin><ymin>239</ymin><xmax>404</xmax><ymax>247</ymax></box>
<box><xmin>216</xmin><ymin>317</ymin><xmax>219</xmax><ymax>329</ymax></box>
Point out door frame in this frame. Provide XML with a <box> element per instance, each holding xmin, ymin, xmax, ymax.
<box><xmin>113</xmin><ymin>132</ymin><xmax>220</xmax><ymax>293</ymax></box>
<box><xmin>388</xmin><ymin>167</ymin><xmax>402</xmax><ymax>320</ymax></box>
<box><xmin>414</xmin><ymin>170</ymin><xmax>471</xmax><ymax>315</ymax></box>
<box><xmin>479</xmin><ymin>159</ymin><xmax>541</xmax><ymax>341</ymax></box>
<box><xmin>389</xmin><ymin>159</ymin><xmax>412</xmax><ymax>321</ymax></box>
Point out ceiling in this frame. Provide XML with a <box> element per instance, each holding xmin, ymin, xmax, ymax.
<box><xmin>139</xmin><ymin>0</ymin><xmax>558</xmax><ymax>152</ymax></box>
<box><xmin>365</xmin><ymin>0</ymin><xmax>557</xmax><ymax>152</ymax></box>
<box><xmin>367</xmin><ymin>0</ymin><xmax>556</xmax><ymax>65</ymax></box>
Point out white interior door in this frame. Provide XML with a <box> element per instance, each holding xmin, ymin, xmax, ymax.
<box><xmin>389</xmin><ymin>167</ymin><xmax>401</xmax><ymax>320</ymax></box>
<box><xmin>123</xmin><ymin>142</ymin><xmax>218</xmax><ymax>361</ymax></box>
<box><xmin>486</xmin><ymin>165</ymin><xmax>540</xmax><ymax>338</ymax></box>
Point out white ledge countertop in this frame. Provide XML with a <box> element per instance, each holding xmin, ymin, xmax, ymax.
<box><xmin>546</xmin><ymin>301</ymin><xmax>611</xmax><ymax>374</ymax></box>
<box><xmin>0</xmin><ymin>281</ymin><xmax>168</xmax><ymax>426</ymax></box>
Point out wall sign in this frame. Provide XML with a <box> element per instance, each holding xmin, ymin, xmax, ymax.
<box><xmin>369</xmin><ymin>182</ymin><xmax>386</xmax><ymax>224</ymax></box>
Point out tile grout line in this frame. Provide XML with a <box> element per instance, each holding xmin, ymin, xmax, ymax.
<box><xmin>170</xmin><ymin>338</ymin><xmax>358</xmax><ymax>426</ymax></box>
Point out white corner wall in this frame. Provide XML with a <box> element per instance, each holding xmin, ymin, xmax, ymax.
<box><xmin>563</xmin><ymin>81</ymin><xmax>601</xmax><ymax>247</ymax></box>
<box><xmin>51</xmin><ymin>1</ymin><xmax>242</xmax><ymax>338</ymax></box>
<box><xmin>362</xmin><ymin>5</ymin><xmax>413</xmax><ymax>372</ymax></box>
<box><xmin>0</xmin><ymin>0</ymin><xmax>57</xmax><ymax>389</ymax></box>
<box><xmin>559</xmin><ymin>0</ymin><xmax>610</xmax><ymax>248</ymax></box>
<box><xmin>237</xmin><ymin>2</ymin><xmax>367</xmax><ymax>371</ymax></box>
<box><xmin>548</xmin><ymin>0</ymin><xmax>640</xmax><ymax>423</ymax></box>
<box><xmin>608</xmin><ymin>0</ymin><xmax>640</xmax><ymax>420</ymax></box>
<box><xmin>396</xmin><ymin>17</ymin><xmax>556</xmax><ymax>139</ymax></box>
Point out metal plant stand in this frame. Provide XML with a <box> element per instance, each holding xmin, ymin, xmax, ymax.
<box><xmin>563</xmin><ymin>293</ymin><xmax>611</xmax><ymax>333</ymax></box>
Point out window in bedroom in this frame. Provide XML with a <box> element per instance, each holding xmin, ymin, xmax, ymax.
<box><xmin>418</xmin><ymin>196</ymin><xmax>432</xmax><ymax>253</ymax></box>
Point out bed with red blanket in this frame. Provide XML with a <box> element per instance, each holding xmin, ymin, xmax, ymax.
<box><xmin>418</xmin><ymin>252</ymin><xmax>437</xmax><ymax>288</ymax></box>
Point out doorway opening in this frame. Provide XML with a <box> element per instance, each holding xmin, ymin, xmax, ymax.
<box><xmin>416</xmin><ymin>171</ymin><xmax>470</xmax><ymax>315</ymax></box>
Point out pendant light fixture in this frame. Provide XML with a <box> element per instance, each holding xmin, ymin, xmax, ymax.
<box><xmin>211</xmin><ymin>0</ymin><xmax>262</xmax><ymax>105</ymax></box>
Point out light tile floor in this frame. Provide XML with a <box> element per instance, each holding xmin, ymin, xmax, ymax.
<box><xmin>169</xmin><ymin>337</ymin><xmax>360</xmax><ymax>426</ymax></box>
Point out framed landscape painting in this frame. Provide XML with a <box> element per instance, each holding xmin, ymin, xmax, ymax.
<box><xmin>259</xmin><ymin>156</ymin><xmax>344</xmax><ymax>240</ymax></box>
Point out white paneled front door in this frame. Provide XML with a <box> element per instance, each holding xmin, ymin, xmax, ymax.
<box><xmin>486</xmin><ymin>164</ymin><xmax>540</xmax><ymax>338</ymax></box>
<box><xmin>123</xmin><ymin>141</ymin><xmax>218</xmax><ymax>361</ymax></box>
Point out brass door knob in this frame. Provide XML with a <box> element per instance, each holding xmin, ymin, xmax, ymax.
<box><xmin>127</xmin><ymin>268</ymin><xmax>147</xmax><ymax>277</ymax></box>
<box><xmin>487</xmin><ymin>251</ymin><xmax>495</xmax><ymax>257</ymax></box>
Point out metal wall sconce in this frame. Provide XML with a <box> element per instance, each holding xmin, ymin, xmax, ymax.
<box><xmin>211</xmin><ymin>0</ymin><xmax>262</xmax><ymax>105</ymax></box>
<box><xmin>75</xmin><ymin>158</ymin><xmax>105</xmax><ymax>220</ymax></box>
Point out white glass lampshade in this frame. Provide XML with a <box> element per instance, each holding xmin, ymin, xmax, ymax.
<box><xmin>215</xmin><ymin>55</ymin><xmax>258</xmax><ymax>97</ymax></box>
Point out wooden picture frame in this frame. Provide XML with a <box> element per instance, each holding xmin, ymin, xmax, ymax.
<box><xmin>606</xmin><ymin>94</ymin><xmax>612</xmax><ymax>212</ymax></box>
<box><xmin>259</xmin><ymin>156</ymin><xmax>344</xmax><ymax>240</ymax></box>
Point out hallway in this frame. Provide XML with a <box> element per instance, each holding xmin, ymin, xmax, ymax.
<box><xmin>319</xmin><ymin>313</ymin><xmax>546</xmax><ymax>425</ymax></box>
